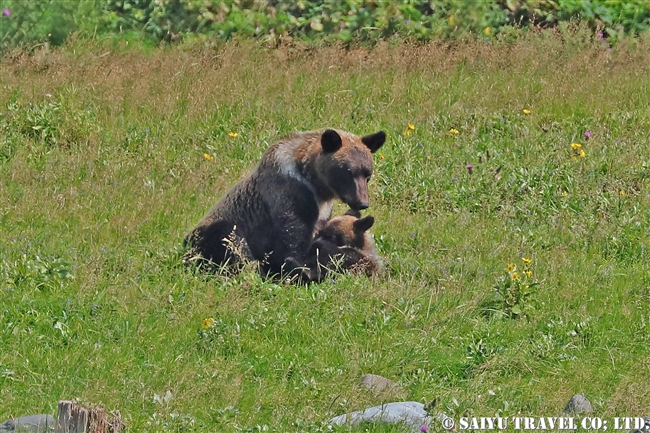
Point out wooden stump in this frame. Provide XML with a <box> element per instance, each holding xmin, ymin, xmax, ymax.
<box><xmin>55</xmin><ymin>401</ymin><xmax>124</xmax><ymax>433</ymax></box>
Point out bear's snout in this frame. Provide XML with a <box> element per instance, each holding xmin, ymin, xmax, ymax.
<box><xmin>340</xmin><ymin>177</ymin><xmax>369</xmax><ymax>210</ymax></box>
<box><xmin>349</xmin><ymin>200</ymin><xmax>369</xmax><ymax>211</ymax></box>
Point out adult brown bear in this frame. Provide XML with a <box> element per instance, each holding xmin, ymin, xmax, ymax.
<box><xmin>184</xmin><ymin>128</ymin><xmax>385</xmax><ymax>280</ymax></box>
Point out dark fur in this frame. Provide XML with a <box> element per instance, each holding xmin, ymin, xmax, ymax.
<box><xmin>184</xmin><ymin>129</ymin><xmax>385</xmax><ymax>280</ymax></box>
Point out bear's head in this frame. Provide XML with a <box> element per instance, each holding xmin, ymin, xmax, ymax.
<box><xmin>315</xmin><ymin>209</ymin><xmax>376</xmax><ymax>252</ymax></box>
<box><xmin>316</xmin><ymin>129</ymin><xmax>385</xmax><ymax>211</ymax></box>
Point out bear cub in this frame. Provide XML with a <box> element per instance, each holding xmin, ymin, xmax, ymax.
<box><xmin>307</xmin><ymin>209</ymin><xmax>383</xmax><ymax>281</ymax></box>
<box><xmin>184</xmin><ymin>129</ymin><xmax>385</xmax><ymax>281</ymax></box>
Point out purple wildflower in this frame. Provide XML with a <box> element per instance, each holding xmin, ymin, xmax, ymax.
<box><xmin>466</xmin><ymin>164</ymin><xmax>474</xmax><ymax>175</ymax></box>
<box><xmin>584</xmin><ymin>130</ymin><xmax>592</xmax><ymax>139</ymax></box>
<box><xmin>2</xmin><ymin>9</ymin><xmax>9</xmax><ymax>16</ymax></box>
<box><xmin>421</xmin><ymin>426</ymin><xmax>429</xmax><ymax>432</ymax></box>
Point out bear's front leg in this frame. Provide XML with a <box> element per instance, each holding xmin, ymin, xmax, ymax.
<box><xmin>259</xmin><ymin>220</ymin><xmax>315</xmax><ymax>282</ymax></box>
<box><xmin>260</xmin><ymin>252</ymin><xmax>312</xmax><ymax>283</ymax></box>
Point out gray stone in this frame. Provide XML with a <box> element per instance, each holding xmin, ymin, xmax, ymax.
<box><xmin>0</xmin><ymin>414</ymin><xmax>55</xmax><ymax>432</ymax></box>
<box><xmin>563</xmin><ymin>394</ymin><xmax>594</xmax><ymax>414</ymax></box>
<box><xmin>328</xmin><ymin>401</ymin><xmax>433</xmax><ymax>432</ymax></box>
<box><xmin>358</xmin><ymin>374</ymin><xmax>401</xmax><ymax>395</ymax></box>
<box><xmin>630</xmin><ymin>416</ymin><xmax>650</xmax><ymax>433</ymax></box>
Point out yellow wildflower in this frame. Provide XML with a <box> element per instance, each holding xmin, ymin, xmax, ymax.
<box><xmin>562</xmin><ymin>192</ymin><xmax>568</xmax><ymax>198</ymax></box>
<box><xmin>579</xmin><ymin>149</ymin><xmax>586</xmax><ymax>158</ymax></box>
<box><xmin>620</xmin><ymin>189</ymin><xmax>626</xmax><ymax>196</ymax></box>
<box><xmin>522</xmin><ymin>109</ymin><xmax>531</xmax><ymax>115</ymax></box>
<box><xmin>507</xmin><ymin>262</ymin><xmax>516</xmax><ymax>272</ymax></box>
<box><xmin>378</xmin><ymin>152</ymin><xmax>385</xmax><ymax>160</ymax></box>
<box><xmin>522</xmin><ymin>257</ymin><xmax>532</xmax><ymax>266</ymax></box>
<box><xmin>228</xmin><ymin>131</ymin><xmax>238</xmax><ymax>138</ymax></box>
<box><xmin>448</xmin><ymin>128</ymin><xmax>460</xmax><ymax>136</ymax></box>
<box><xmin>512</xmin><ymin>272</ymin><xmax>520</xmax><ymax>280</ymax></box>
<box><xmin>448</xmin><ymin>15</ymin><xmax>455</xmax><ymax>25</ymax></box>
<box><xmin>201</xmin><ymin>317</ymin><xmax>214</xmax><ymax>329</ymax></box>
<box><xmin>524</xmin><ymin>270</ymin><xmax>532</xmax><ymax>278</ymax></box>
<box><xmin>203</xmin><ymin>153</ymin><xmax>214</xmax><ymax>161</ymax></box>
<box><xmin>570</xmin><ymin>143</ymin><xmax>582</xmax><ymax>150</ymax></box>
<box><xmin>484</xmin><ymin>27</ymin><xmax>492</xmax><ymax>36</ymax></box>
<box><xmin>403</xmin><ymin>123</ymin><xmax>416</xmax><ymax>136</ymax></box>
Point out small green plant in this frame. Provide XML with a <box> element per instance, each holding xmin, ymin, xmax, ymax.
<box><xmin>2</xmin><ymin>253</ymin><xmax>75</xmax><ymax>291</ymax></box>
<box><xmin>2</xmin><ymin>96</ymin><xmax>99</xmax><ymax>148</ymax></box>
<box><xmin>466</xmin><ymin>335</ymin><xmax>500</xmax><ymax>365</ymax></box>
<box><xmin>196</xmin><ymin>317</ymin><xmax>241</xmax><ymax>358</ymax></box>
<box><xmin>482</xmin><ymin>258</ymin><xmax>538</xmax><ymax>319</ymax></box>
<box><xmin>23</xmin><ymin>100</ymin><xmax>61</xmax><ymax>146</ymax></box>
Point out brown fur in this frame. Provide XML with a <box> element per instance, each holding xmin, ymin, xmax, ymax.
<box><xmin>184</xmin><ymin>129</ymin><xmax>385</xmax><ymax>280</ymax></box>
<box><xmin>308</xmin><ymin>209</ymin><xmax>384</xmax><ymax>281</ymax></box>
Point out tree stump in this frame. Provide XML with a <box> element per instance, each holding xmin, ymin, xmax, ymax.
<box><xmin>55</xmin><ymin>401</ymin><xmax>124</xmax><ymax>433</ymax></box>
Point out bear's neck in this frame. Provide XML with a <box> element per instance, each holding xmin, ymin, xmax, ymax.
<box><xmin>296</xmin><ymin>155</ymin><xmax>336</xmax><ymax>203</ymax></box>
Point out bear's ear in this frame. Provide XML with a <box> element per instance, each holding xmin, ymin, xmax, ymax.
<box><xmin>353</xmin><ymin>215</ymin><xmax>375</xmax><ymax>233</ymax></box>
<box><xmin>344</xmin><ymin>209</ymin><xmax>362</xmax><ymax>218</ymax></box>
<box><xmin>361</xmin><ymin>131</ymin><xmax>386</xmax><ymax>153</ymax></box>
<box><xmin>321</xmin><ymin>129</ymin><xmax>343</xmax><ymax>153</ymax></box>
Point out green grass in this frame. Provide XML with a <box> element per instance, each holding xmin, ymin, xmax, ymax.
<box><xmin>1</xmin><ymin>31</ymin><xmax>650</xmax><ymax>432</ymax></box>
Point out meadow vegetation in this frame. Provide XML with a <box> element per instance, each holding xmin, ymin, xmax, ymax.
<box><xmin>1</xmin><ymin>28</ymin><xmax>650</xmax><ymax>432</ymax></box>
<box><xmin>1</xmin><ymin>0</ymin><xmax>649</xmax><ymax>49</ymax></box>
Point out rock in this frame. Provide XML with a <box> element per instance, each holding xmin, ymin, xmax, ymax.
<box><xmin>630</xmin><ymin>417</ymin><xmax>650</xmax><ymax>433</ymax></box>
<box><xmin>358</xmin><ymin>374</ymin><xmax>401</xmax><ymax>395</ymax></box>
<box><xmin>563</xmin><ymin>394</ymin><xmax>594</xmax><ymax>414</ymax></box>
<box><xmin>0</xmin><ymin>414</ymin><xmax>55</xmax><ymax>432</ymax></box>
<box><xmin>328</xmin><ymin>401</ymin><xmax>433</xmax><ymax>432</ymax></box>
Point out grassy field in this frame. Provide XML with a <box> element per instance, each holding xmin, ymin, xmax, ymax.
<box><xmin>1</xmin><ymin>30</ymin><xmax>650</xmax><ymax>432</ymax></box>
